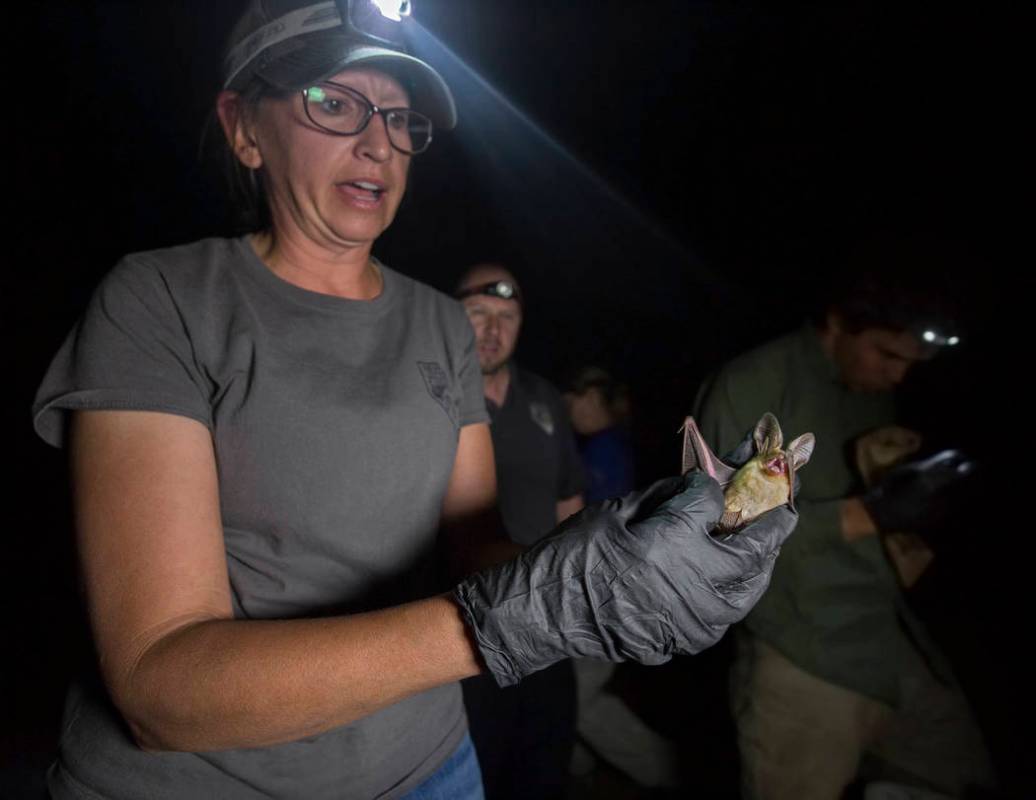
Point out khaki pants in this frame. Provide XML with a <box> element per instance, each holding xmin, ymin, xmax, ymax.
<box><xmin>570</xmin><ymin>658</ymin><xmax>681</xmax><ymax>788</ymax></box>
<box><xmin>731</xmin><ymin>632</ymin><xmax>994</xmax><ymax>800</ymax></box>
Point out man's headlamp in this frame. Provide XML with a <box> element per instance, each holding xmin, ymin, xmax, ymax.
<box><xmin>915</xmin><ymin>326</ymin><xmax>961</xmax><ymax>347</ymax></box>
<box><xmin>455</xmin><ymin>281</ymin><xmax>523</xmax><ymax>305</ymax></box>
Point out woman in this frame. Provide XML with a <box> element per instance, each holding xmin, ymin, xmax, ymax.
<box><xmin>32</xmin><ymin>2</ymin><xmax>797</xmax><ymax>798</ymax></box>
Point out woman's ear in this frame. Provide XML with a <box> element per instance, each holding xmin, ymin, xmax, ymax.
<box><xmin>216</xmin><ymin>90</ymin><xmax>263</xmax><ymax>170</ymax></box>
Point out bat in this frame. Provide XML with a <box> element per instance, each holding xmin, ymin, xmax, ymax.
<box><xmin>682</xmin><ymin>412</ymin><xmax>815</xmax><ymax>532</ymax></box>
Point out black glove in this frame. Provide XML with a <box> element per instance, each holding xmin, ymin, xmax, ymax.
<box><xmin>862</xmin><ymin>449</ymin><xmax>976</xmax><ymax>533</ymax></box>
<box><xmin>454</xmin><ymin>472</ymin><xmax>798</xmax><ymax>687</ymax></box>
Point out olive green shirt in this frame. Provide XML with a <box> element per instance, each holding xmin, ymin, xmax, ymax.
<box><xmin>694</xmin><ymin>324</ymin><xmax>937</xmax><ymax>706</ymax></box>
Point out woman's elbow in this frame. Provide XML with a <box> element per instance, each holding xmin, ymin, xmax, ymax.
<box><xmin>109</xmin><ymin>678</ymin><xmax>196</xmax><ymax>752</ymax></box>
<box><xmin>103</xmin><ymin>632</ymin><xmax>210</xmax><ymax>752</ymax></box>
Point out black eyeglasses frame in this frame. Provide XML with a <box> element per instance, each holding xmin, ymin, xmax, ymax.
<box><xmin>301</xmin><ymin>81</ymin><xmax>433</xmax><ymax>156</ymax></box>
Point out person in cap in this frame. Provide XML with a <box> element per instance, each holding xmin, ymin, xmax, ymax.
<box><xmin>454</xmin><ymin>263</ymin><xmax>586</xmax><ymax>544</ymax></box>
<box><xmin>454</xmin><ymin>263</ymin><xmax>584</xmax><ymax>800</ymax></box>
<box><xmin>32</xmin><ymin>2</ymin><xmax>799</xmax><ymax>798</ymax></box>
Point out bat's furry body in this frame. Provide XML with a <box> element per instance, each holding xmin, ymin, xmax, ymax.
<box><xmin>682</xmin><ymin>413</ymin><xmax>815</xmax><ymax>532</ymax></box>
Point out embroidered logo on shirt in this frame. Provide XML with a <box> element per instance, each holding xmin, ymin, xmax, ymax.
<box><xmin>529</xmin><ymin>402</ymin><xmax>555</xmax><ymax>436</ymax></box>
<box><xmin>418</xmin><ymin>361</ymin><xmax>458</xmax><ymax>425</ymax></box>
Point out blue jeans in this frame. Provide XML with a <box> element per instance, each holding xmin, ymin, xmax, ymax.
<box><xmin>401</xmin><ymin>732</ymin><xmax>485</xmax><ymax>800</ymax></box>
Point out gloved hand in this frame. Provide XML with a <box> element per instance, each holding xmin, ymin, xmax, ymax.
<box><xmin>861</xmin><ymin>448</ymin><xmax>976</xmax><ymax>533</ymax></box>
<box><xmin>454</xmin><ymin>471</ymin><xmax>798</xmax><ymax>687</ymax></box>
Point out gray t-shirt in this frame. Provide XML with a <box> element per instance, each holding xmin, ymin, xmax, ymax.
<box><xmin>33</xmin><ymin>236</ymin><xmax>489</xmax><ymax>800</ymax></box>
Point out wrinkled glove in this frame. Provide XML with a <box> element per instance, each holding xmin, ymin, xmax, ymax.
<box><xmin>454</xmin><ymin>471</ymin><xmax>798</xmax><ymax>687</ymax></box>
<box><xmin>862</xmin><ymin>448</ymin><xmax>976</xmax><ymax>533</ymax></box>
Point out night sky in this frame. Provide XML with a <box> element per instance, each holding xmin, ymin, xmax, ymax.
<box><xmin>7</xmin><ymin>2</ymin><xmax>1026</xmax><ymax>795</ymax></box>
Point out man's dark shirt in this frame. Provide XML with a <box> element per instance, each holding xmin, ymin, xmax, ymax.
<box><xmin>487</xmin><ymin>363</ymin><xmax>584</xmax><ymax>545</ymax></box>
<box><xmin>464</xmin><ymin>362</ymin><xmax>584</xmax><ymax>800</ymax></box>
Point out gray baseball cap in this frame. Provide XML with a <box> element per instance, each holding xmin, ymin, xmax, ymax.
<box><xmin>222</xmin><ymin>0</ymin><xmax>457</xmax><ymax>130</ymax></box>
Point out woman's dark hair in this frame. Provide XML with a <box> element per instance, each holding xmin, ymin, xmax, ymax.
<box><xmin>213</xmin><ymin>80</ymin><xmax>280</xmax><ymax>233</ymax></box>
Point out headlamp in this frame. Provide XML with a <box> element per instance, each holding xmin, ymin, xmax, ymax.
<box><xmin>916</xmin><ymin>327</ymin><xmax>961</xmax><ymax>347</ymax></box>
<box><xmin>336</xmin><ymin>0</ymin><xmax>412</xmax><ymax>47</ymax></box>
<box><xmin>455</xmin><ymin>281</ymin><xmax>522</xmax><ymax>304</ymax></box>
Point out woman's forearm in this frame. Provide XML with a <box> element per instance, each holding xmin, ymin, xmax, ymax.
<box><xmin>73</xmin><ymin>411</ymin><xmax>491</xmax><ymax>753</ymax></box>
<box><xmin>119</xmin><ymin>594</ymin><xmax>481</xmax><ymax>752</ymax></box>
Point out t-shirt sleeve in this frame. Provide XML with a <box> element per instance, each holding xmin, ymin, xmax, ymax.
<box><xmin>32</xmin><ymin>256</ymin><xmax>213</xmax><ymax>448</ymax></box>
<box><xmin>451</xmin><ymin>304</ymin><xmax>489</xmax><ymax>428</ymax></box>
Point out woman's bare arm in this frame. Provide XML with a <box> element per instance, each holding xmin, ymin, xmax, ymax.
<box><xmin>72</xmin><ymin>410</ymin><xmax>482</xmax><ymax>753</ymax></box>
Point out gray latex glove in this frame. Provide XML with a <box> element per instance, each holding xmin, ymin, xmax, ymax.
<box><xmin>454</xmin><ymin>471</ymin><xmax>798</xmax><ymax>687</ymax></box>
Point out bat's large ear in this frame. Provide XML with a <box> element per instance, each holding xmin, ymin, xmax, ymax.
<box><xmin>754</xmin><ymin>412</ymin><xmax>782</xmax><ymax>452</ymax></box>
<box><xmin>788</xmin><ymin>433</ymin><xmax>816</xmax><ymax>471</ymax></box>
<box><xmin>681</xmin><ymin>417</ymin><xmax>736</xmax><ymax>486</ymax></box>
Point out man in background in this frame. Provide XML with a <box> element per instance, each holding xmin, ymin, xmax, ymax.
<box><xmin>455</xmin><ymin>263</ymin><xmax>585</xmax><ymax>800</ymax></box>
<box><xmin>694</xmin><ymin>259</ymin><xmax>995</xmax><ymax>800</ymax></box>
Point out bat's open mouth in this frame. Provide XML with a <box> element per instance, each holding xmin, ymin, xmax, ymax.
<box><xmin>764</xmin><ymin>455</ymin><xmax>787</xmax><ymax>475</ymax></box>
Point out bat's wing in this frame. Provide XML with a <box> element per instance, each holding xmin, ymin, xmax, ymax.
<box><xmin>681</xmin><ymin>417</ymin><xmax>737</xmax><ymax>486</ymax></box>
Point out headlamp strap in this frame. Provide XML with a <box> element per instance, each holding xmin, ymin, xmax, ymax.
<box><xmin>455</xmin><ymin>281</ymin><xmax>522</xmax><ymax>304</ymax></box>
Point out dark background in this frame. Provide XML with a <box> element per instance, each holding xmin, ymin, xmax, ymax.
<box><xmin>6</xmin><ymin>1</ymin><xmax>1026</xmax><ymax>797</ymax></box>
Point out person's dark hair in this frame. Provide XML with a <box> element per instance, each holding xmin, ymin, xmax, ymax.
<box><xmin>567</xmin><ymin>367</ymin><xmax>630</xmax><ymax>419</ymax></box>
<box><xmin>814</xmin><ymin>234</ymin><xmax>964</xmax><ymax>336</ymax></box>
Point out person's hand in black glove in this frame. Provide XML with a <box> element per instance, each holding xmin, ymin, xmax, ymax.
<box><xmin>454</xmin><ymin>469</ymin><xmax>798</xmax><ymax>687</ymax></box>
<box><xmin>861</xmin><ymin>449</ymin><xmax>976</xmax><ymax>534</ymax></box>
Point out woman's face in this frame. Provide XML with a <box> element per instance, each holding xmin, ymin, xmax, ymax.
<box><xmin>239</xmin><ymin>67</ymin><xmax>412</xmax><ymax>249</ymax></box>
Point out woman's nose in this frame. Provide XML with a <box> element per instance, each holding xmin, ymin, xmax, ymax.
<box><xmin>357</xmin><ymin>114</ymin><xmax>393</xmax><ymax>161</ymax></box>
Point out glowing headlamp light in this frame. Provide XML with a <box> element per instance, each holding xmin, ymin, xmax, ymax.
<box><xmin>455</xmin><ymin>281</ymin><xmax>523</xmax><ymax>305</ymax></box>
<box><xmin>371</xmin><ymin>0</ymin><xmax>411</xmax><ymax>21</ymax></box>
<box><xmin>336</xmin><ymin>0</ymin><xmax>412</xmax><ymax>47</ymax></box>
<box><xmin>918</xmin><ymin>327</ymin><xmax>961</xmax><ymax>347</ymax></box>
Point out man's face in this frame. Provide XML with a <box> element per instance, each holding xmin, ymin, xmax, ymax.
<box><xmin>461</xmin><ymin>292</ymin><xmax>522</xmax><ymax>376</ymax></box>
<box><xmin>830</xmin><ymin>320</ymin><xmax>933</xmax><ymax>393</ymax></box>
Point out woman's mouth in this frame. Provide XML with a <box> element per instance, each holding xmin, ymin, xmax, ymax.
<box><xmin>336</xmin><ymin>180</ymin><xmax>386</xmax><ymax>207</ymax></box>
